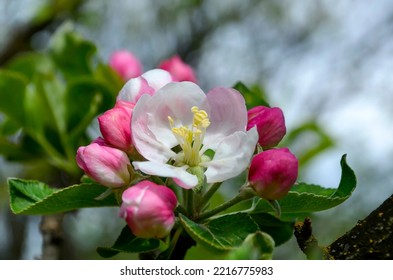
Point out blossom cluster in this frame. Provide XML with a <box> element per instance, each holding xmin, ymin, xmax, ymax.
<box><xmin>76</xmin><ymin>51</ymin><xmax>298</xmax><ymax>239</ymax></box>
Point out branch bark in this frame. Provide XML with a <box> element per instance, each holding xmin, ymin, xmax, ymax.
<box><xmin>295</xmin><ymin>194</ymin><xmax>393</xmax><ymax>259</ymax></box>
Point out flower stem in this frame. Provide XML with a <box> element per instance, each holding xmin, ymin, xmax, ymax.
<box><xmin>157</xmin><ymin>227</ymin><xmax>183</xmax><ymax>260</ymax></box>
<box><xmin>195</xmin><ymin>187</ymin><xmax>255</xmax><ymax>222</ymax></box>
<box><xmin>183</xmin><ymin>189</ymin><xmax>194</xmax><ymax>217</ymax></box>
<box><xmin>196</xmin><ymin>182</ymin><xmax>222</xmax><ymax>212</ymax></box>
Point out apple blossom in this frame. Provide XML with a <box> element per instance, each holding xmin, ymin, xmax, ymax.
<box><xmin>119</xmin><ymin>180</ymin><xmax>177</xmax><ymax>239</ymax></box>
<box><xmin>76</xmin><ymin>138</ymin><xmax>131</xmax><ymax>188</ymax></box>
<box><xmin>109</xmin><ymin>50</ymin><xmax>143</xmax><ymax>81</ymax></box>
<box><xmin>158</xmin><ymin>55</ymin><xmax>197</xmax><ymax>83</ymax></box>
<box><xmin>248</xmin><ymin>148</ymin><xmax>298</xmax><ymax>200</ymax></box>
<box><xmin>131</xmin><ymin>81</ymin><xmax>258</xmax><ymax>189</ymax></box>
<box><xmin>247</xmin><ymin>106</ymin><xmax>286</xmax><ymax>149</ymax></box>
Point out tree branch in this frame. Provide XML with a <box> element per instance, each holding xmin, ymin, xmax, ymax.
<box><xmin>326</xmin><ymin>194</ymin><xmax>393</xmax><ymax>259</ymax></box>
<box><xmin>294</xmin><ymin>194</ymin><xmax>393</xmax><ymax>260</ymax></box>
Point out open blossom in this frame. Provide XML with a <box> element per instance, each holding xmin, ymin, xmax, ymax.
<box><xmin>158</xmin><ymin>55</ymin><xmax>197</xmax><ymax>83</ymax></box>
<box><xmin>119</xmin><ymin>180</ymin><xmax>177</xmax><ymax>239</ymax></box>
<box><xmin>116</xmin><ymin>69</ymin><xmax>173</xmax><ymax>104</ymax></box>
<box><xmin>109</xmin><ymin>50</ymin><xmax>143</xmax><ymax>81</ymax></box>
<box><xmin>131</xmin><ymin>81</ymin><xmax>258</xmax><ymax>189</ymax></box>
<box><xmin>248</xmin><ymin>148</ymin><xmax>298</xmax><ymax>200</ymax></box>
<box><xmin>247</xmin><ymin>106</ymin><xmax>286</xmax><ymax>149</ymax></box>
<box><xmin>76</xmin><ymin>138</ymin><xmax>131</xmax><ymax>188</ymax></box>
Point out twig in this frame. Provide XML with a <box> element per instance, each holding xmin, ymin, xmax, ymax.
<box><xmin>294</xmin><ymin>218</ymin><xmax>325</xmax><ymax>259</ymax></box>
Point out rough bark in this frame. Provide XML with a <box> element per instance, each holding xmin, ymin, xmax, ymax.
<box><xmin>295</xmin><ymin>194</ymin><xmax>393</xmax><ymax>260</ymax></box>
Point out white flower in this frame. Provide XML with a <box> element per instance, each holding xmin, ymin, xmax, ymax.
<box><xmin>131</xmin><ymin>81</ymin><xmax>258</xmax><ymax>189</ymax></box>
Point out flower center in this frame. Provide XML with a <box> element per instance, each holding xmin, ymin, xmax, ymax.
<box><xmin>168</xmin><ymin>106</ymin><xmax>210</xmax><ymax>167</ymax></box>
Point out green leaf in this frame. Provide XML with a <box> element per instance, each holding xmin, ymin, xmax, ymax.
<box><xmin>0</xmin><ymin>70</ymin><xmax>27</xmax><ymax>125</ymax></box>
<box><xmin>179</xmin><ymin>213</ymin><xmax>259</xmax><ymax>252</ymax></box>
<box><xmin>64</xmin><ymin>79</ymin><xmax>114</xmax><ymax>136</ymax></box>
<box><xmin>249</xmin><ymin>213</ymin><xmax>294</xmax><ymax>246</ymax></box>
<box><xmin>49</xmin><ymin>22</ymin><xmax>97</xmax><ymax>79</ymax></box>
<box><xmin>96</xmin><ymin>226</ymin><xmax>160</xmax><ymax>258</ymax></box>
<box><xmin>0</xmin><ymin>117</ymin><xmax>21</xmax><ymax>136</ymax></box>
<box><xmin>250</xmin><ymin>154</ymin><xmax>356</xmax><ymax>214</ymax></box>
<box><xmin>226</xmin><ymin>231</ymin><xmax>275</xmax><ymax>260</ymax></box>
<box><xmin>233</xmin><ymin>82</ymin><xmax>270</xmax><ymax>109</ymax></box>
<box><xmin>8</xmin><ymin>178</ymin><xmax>118</xmax><ymax>215</ymax></box>
<box><xmin>5</xmin><ymin>52</ymin><xmax>54</xmax><ymax>79</ymax></box>
<box><xmin>33</xmin><ymin>72</ymin><xmax>67</xmax><ymax>134</ymax></box>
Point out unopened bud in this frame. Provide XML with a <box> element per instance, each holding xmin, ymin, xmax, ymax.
<box><xmin>76</xmin><ymin>138</ymin><xmax>131</xmax><ymax>188</ymax></box>
<box><xmin>158</xmin><ymin>55</ymin><xmax>197</xmax><ymax>83</ymax></box>
<box><xmin>247</xmin><ymin>106</ymin><xmax>286</xmax><ymax>149</ymax></box>
<box><xmin>119</xmin><ymin>180</ymin><xmax>177</xmax><ymax>239</ymax></box>
<box><xmin>248</xmin><ymin>148</ymin><xmax>298</xmax><ymax>200</ymax></box>
<box><xmin>109</xmin><ymin>50</ymin><xmax>142</xmax><ymax>81</ymax></box>
<box><xmin>98</xmin><ymin>101</ymin><xmax>134</xmax><ymax>153</ymax></box>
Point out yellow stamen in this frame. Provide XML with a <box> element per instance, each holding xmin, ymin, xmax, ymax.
<box><xmin>168</xmin><ymin>106</ymin><xmax>211</xmax><ymax>167</ymax></box>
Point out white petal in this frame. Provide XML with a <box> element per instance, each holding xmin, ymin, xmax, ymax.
<box><xmin>132</xmin><ymin>94</ymin><xmax>175</xmax><ymax>163</ymax></box>
<box><xmin>142</xmin><ymin>69</ymin><xmax>172</xmax><ymax>91</ymax></box>
<box><xmin>133</xmin><ymin>161</ymin><xmax>198</xmax><ymax>189</ymax></box>
<box><xmin>202</xmin><ymin>127</ymin><xmax>258</xmax><ymax>183</ymax></box>
<box><xmin>203</xmin><ymin>87</ymin><xmax>248</xmax><ymax>151</ymax></box>
<box><xmin>146</xmin><ymin>82</ymin><xmax>208</xmax><ymax>147</ymax></box>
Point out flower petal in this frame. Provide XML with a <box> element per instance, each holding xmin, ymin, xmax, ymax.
<box><xmin>141</xmin><ymin>69</ymin><xmax>173</xmax><ymax>91</ymax></box>
<box><xmin>203</xmin><ymin>87</ymin><xmax>248</xmax><ymax>151</ymax></box>
<box><xmin>117</xmin><ymin>76</ymin><xmax>155</xmax><ymax>104</ymax></box>
<box><xmin>132</xmin><ymin>161</ymin><xmax>198</xmax><ymax>189</ymax></box>
<box><xmin>132</xmin><ymin>82</ymin><xmax>208</xmax><ymax>162</ymax></box>
<box><xmin>202</xmin><ymin>127</ymin><xmax>258</xmax><ymax>183</ymax></box>
<box><xmin>131</xmin><ymin>94</ymin><xmax>175</xmax><ymax>163</ymax></box>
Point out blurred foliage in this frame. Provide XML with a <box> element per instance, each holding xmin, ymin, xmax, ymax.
<box><xmin>0</xmin><ymin>22</ymin><xmax>123</xmax><ymax>182</ymax></box>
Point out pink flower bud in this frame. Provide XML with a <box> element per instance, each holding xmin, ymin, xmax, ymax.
<box><xmin>76</xmin><ymin>139</ymin><xmax>131</xmax><ymax>188</ymax></box>
<box><xmin>247</xmin><ymin>106</ymin><xmax>286</xmax><ymax>149</ymax></box>
<box><xmin>109</xmin><ymin>50</ymin><xmax>143</xmax><ymax>81</ymax></box>
<box><xmin>158</xmin><ymin>55</ymin><xmax>197</xmax><ymax>83</ymax></box>
<box><xmin>248</xmin><ymin>148</ymin><xmax>298</xmax><ymax>200</ymax></box>
<box><xmin>119</xmin><ymin>180</ymin><xmax>177</xmax><ymax>239</ymax></box>
<box><xmin>98</xmin><ymin>101</ymin><xmax>134</xmax><ymax>153</ymax></box>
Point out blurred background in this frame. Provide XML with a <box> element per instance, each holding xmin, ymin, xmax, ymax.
<box><xmin>1</xmin><ymin>0</ymin><xmax>393</xmax><ymax>259</ymax></box>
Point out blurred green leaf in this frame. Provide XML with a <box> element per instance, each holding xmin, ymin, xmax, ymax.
<box><xmin>250</xmin><ymin>154</ymin><xmax>356</xmax><ymax>214</ymax></box>
<box><xmin>0</xmin><ymin>70</ymin><xmax>27</xmax><ymax>125</ymax></box>
<box><xmin>250</xmin><ymin>213</ymin><xmax>294</xmax><ymax>246</ymax></box>
<box><xmin>0</xmin><ymin>117</ymin><xmax>21</xmax><ymax>136</ymax></box>
<box><xmin>65</xmin><ymin>78</ymin><xmax>113</xmax><ymax>136</ymax></box>
<box><xmin>233</xmin><ymin>82</ymin><xmax>270</xmax><ymax>109</ymax></box>
<box><xmin>5</xmin><ymin>52</ymin><xmax>54</xmax><ymax>79</ymax></box>
<box><xmin>282</xmin><ymin>121</ymin><xmax>335</xmax><ymax>167</ymax></box>
<box><xmin>94</xmin><ymin>63</ymin><xmax>124</xmax><ymax>95</ymax></box>
<box><xmin>96</xmin><ymin>226</ymin><xmax>160</xmax><ymax>258</ymax></box>
<box><xmin>179</xmin><ymin>213</ymin><xmax>259</xmax><ymax>252</ymax></box>
<box><xmin>226</xmin><ymin>231</ymin><xmax>275</xmax><ymax>260</ymax></box>
<box><xmin>8</xmin><ymin>178</ymin><xmax>118</xmax><ymax>215</ymax></box>
<box><xmin>49</xmin><ymin>22</ymin><xmax>97</xmax><ymax>79</ymax></box>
